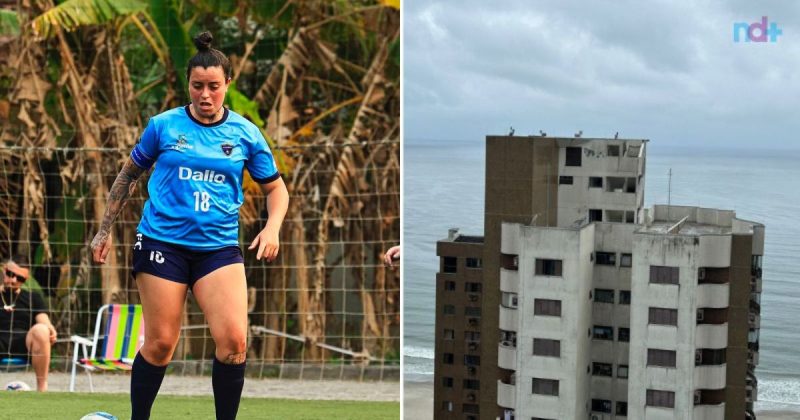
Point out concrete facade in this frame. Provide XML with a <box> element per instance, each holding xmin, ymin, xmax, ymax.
<box><xmin>432</xmin><ymin>135</ymin><xmax>763</xmax><ymax>420</ymax></box>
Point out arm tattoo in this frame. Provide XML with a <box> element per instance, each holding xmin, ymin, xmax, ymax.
<box><xmin>91</xmin><ymin>160</ymin><xmax>146</xmax><ymax>247</ymax></box>
<box><xmin>224</xmin><ymin>352</ymin><xmax>247</xmax><ymax>365</ymax></box>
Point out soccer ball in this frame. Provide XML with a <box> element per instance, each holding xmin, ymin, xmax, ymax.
<box><xmin>4</xmin><ymin>380</ymin><xmax>31</xmax><ymax>391</ymax></box>
<box><xmin>79</xmin><ymin>413</ymin><xmax>118</xmax><ymax>420</ymax></box>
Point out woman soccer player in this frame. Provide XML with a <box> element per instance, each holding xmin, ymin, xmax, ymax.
<box><xmin>90</xmin><ymin>31</ymin><xmax>289</xmax><ymax>420</ymax></box>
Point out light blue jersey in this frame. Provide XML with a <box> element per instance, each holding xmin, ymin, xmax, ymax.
<box><xmin>130</xmin><ymin>105</ymin><xmax>279</xmax><ymax>250</ymax></box>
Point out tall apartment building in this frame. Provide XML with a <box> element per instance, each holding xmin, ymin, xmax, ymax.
<box><xmin>433</xmin><ymin>135</ymin><xmax>763</xmax><ymax>420</ymax></box>
<box><xmin>434</xmin><ymin>136</ymin><xmax>647</xmax><ymax>420</ymax></box>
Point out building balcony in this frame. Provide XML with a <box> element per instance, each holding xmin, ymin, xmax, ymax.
<box><xmin>500</xmin><ymin>268</ymin><xmax>519</xmax><ymax>294</ymax></box>
<box><xmin>694</xmin><ymin>364</ymin><xmax>727</xmax><ymax>389</ymax></box>
<box><xmin>751</xmin><ymin>277</ymin><xmax>762</xmax><ymax>293</ymax></box>
<box><xmin>695</xmin><ymin>323</ymin><xmax>728</xmax><ymax>349</ymax></box>
<box><xmin>749</xmin><ymin>312</ymin><xmax>760</xmax><ymax>329</ymax></box>
<box><xmin>498</xmin><ymin>341</ymin><xmax>517</xmax><ymax>370</ymax></box>
<box><xmin>644</xmin><ymin>407</ymin><xmax>676</xmax><ymax>420</ymax></box>
<box><xmin>497</xmin><ymin>379</ymin><xmax>516</xmax><ymax>409</ymax></box>
<box><xmin>696</xmin><ymin>284</ymin><xmax>729</xmax><ymax>309</ymax></box>
<box><xmin>501</xmin><ymin>223</ymin><xmax>521</xmax><ymax>255</ymax></box>
<box><xmin>748</xmin><ymin>349</ymin><xmax>759</xmax><ymax>366</ymax></box>
<box><xmin>693</xmin><ymin>402</ymin><xmax>725</xmax><ymax>419</ymax></box>
<box><xmin>499</xmin><ymin>305</ymin><xmax>518</xmax><ymax>332</ymax></box>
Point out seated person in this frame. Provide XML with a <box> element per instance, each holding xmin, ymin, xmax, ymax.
<box><xmin>0</xmin><ymin>255</ymin><xmax>57</xmax><ymax>391</ymax></box>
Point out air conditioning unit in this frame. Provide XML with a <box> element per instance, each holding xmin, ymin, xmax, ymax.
<box><xmin>698</xmin><ymin>268</ymin><xmax>707</xmax><ymax>280</ymax></box>
<box><xmin>694</xmin><ymin>390</ymin><xmax>702</xmax><ymax>404</ymax></box>
<box><xmin>467</xmin><ymin>366</ymin><xmax>476</xmax><ymax>375</ymax></box>
<box><xmin>510</xmin><ymin>296</ymin><xmax>518</xmax><ymax>308</ymax></box>
<box><xmin>468</xmin><ymin>318</ymin><xmax>479</xmax><ymax>327</ymax></box>
<box><xmin>695</xmin><ymin>349</ymin><xmax>703</xmax><ymax>365</ymax></box>
<box><xmin>512</xmin><ymin>256</ymin><xmax>519</xmax><ymax>268</ymax></box>
<box><xmin>469</xmin><ymin>294</ymin><xmax>479</xmax><ymax>302</ymax></box>
<box><xmin>467</xmin><ymin>393</ymin><xmax>476</xmax><ymax>402</ymax></box>
<box><xmin>590</xmin><ymin>414</ymin><xmax>605</xmax><ymax>420</ymax></box>
<box><xmin>696</xmin><ymin>309</ymin><xmax>705</xmax><ymax>322</ymax></box>
<box><xmin>468</xmin><ymin>342</ymin><xmax>478</xmax><ymax>351</ymax></box>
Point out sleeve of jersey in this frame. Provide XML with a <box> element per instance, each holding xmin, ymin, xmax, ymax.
<box><xmin>246</xmin><ymin>131</ymin><xmax>281</xmax><ymax>184</ymax></box>
<box><xmin>31</xmin><ymin>291</ymin><xmax>47</xmax><ymax>316</ymax></box>
<box><xmin>130</xmin><ymin>118</ymin><xmax>159</xmax><ymax>169</ymax></box>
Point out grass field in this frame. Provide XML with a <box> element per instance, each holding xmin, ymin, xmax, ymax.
<box><xmin>0</xmin><ymin>391</ymin><xmax>400</xmax><ymax>419</ymax></box>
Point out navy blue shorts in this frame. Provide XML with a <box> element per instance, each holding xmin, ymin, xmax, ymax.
<box><xmin>131</xmin><ymin>233</ymin><xmax>244</xmax><ymax>289</ymax></box>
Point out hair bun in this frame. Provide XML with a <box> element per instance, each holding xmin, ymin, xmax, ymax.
<box><xmin>193</xmin><ymin>31</ymin><xmax>213</xmax><ymax>51</ymax></box>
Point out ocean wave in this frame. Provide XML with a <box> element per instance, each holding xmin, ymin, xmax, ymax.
<box><xmin>404</xmin><ymin>345</ymin><xmax>434</xmax><ymax>360</ymax></box>
<box><xmin>758</xmin><ymin>378</ymin><xmax>800</xmax><ymax>408</ymax></box>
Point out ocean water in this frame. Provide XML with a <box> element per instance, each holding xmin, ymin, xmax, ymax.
<box><xmin>403</xmin><ymin>140</ymin><xmax>800</xmax><ymax>410</ymax></box>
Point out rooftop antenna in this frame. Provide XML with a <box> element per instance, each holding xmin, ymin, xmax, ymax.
<box><xmin>667</xmin><ymin>168</ymin><xmax>672</xmax><ymax>219</ymax></box>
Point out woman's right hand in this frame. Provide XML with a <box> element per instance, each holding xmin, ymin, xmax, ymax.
<box><xmin>90</xmin><ymin>231</ymin><xmax>112</xmax><ymax>264</ymax></box>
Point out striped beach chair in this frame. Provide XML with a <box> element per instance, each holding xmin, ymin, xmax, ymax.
<box><xmin>69</xmin><ymin>304</ymin><xmax>145</xmax><ymax>392</ymax></box>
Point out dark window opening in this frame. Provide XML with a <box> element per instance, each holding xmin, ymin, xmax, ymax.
<box><xmin>595</xmin><ymin>252</ymin><xmax>616</xmax><ymax>266</ymax></box>
<box><xmin>649</xmin><ymin>307</ymin><xmax>678</xmax><ymax>326</ymax></box>
<box><xmin>565</xmin><ymin>147</ymin><xmax>582</xmax><ymax>166</ymax></box>
<box><xmin>463</xmin><ymin>379</ymin><xmax>480</xmax><ymax>390</ymax></box>
<box><xmin>608</xmin><ymin>145</ymin><xmax>620</xmax><ymax>157</ymax></box>
<box><xmin>535</xmin><ymin>259</ymin><xmax>563</xmax><ymax>276</ymax></box>
<box><xmin>592</xmin><ymin>363</ymin><xmax>612</xmax><ymax>377</ymax></box>
<box><xmin>589</xmin><ymin>177</ymin><xmax>603</xmax><ymax>188</ymax></box>
<box><xmin>594</xmin><ymin>289</ymin><xmax>615</xmax><ymax>303</ymax></box>
<box><xmin>443</xmin><ymin>304</ymin><xmax>455</xmax><ymax>315</ymax></box>
<box><xmin>464</xmin><ymin>355</ymin><xmax>480</xmax><ymax>366</ymax></box>
<box><xmin>618</xmin><ymin>327</ymin><xmax>630</xmax><ymax>342</ymax></box>
<box><xmin>647</xmin><ymin>349</ymin><xmax>677</xmax><ymax>367</ymax></box>
<box><xmin>534</xmin><ymin>299</ymin><xmax>562</xmax><ymax>317</ymax></box>
<box><xmin>444</xmin><ymin>280</ymin><xmax>456</xmax><ymax>291</ymax></box>
<box><xmin>619</xmin><ymin>290</ymin><xmax>631</xmax><ymax>305</ymax></box>
<box><xmin>592</xmin><ymin>399</ymin><xmax>612</xmax><ymax>413</ymax></box>
<box><xmin>559</xmin><ymin>176</ymin><xmax>573</xmax><ymax>185</ymax></box>
<box><xmin>443</xmin><ymin>353</ymin><xmax>454</xmax><ymax>364</ymax></box>
<box><xmin>616</xmin><ymin>401</ymin><xmax>628</xmax><ymax>415</ymax></box>
<box><xmin>465</xmin><ymin>282</ymin><xmax>482</xmax><ymax>293</ymax></box>
<box><xmin>646</xmin><ymin>390</ymin><xmax>675</xmax><ymax>408</ymax></box>
<box><xmin>443</xmin><ymin>256</ymin><xmax>457</xmax><ymax>273</ymax></box>
<box><xmin>532</xmin><ymin>378</ymin><xmax>559</xmax><ymax>396</ymax></box>
<box><xmin>533</xmin><ymin>339</ymin><xmax>561</xmax><ymax>357</ymax></box>
<box><xmin>650</xmin><ymin>266</ymin><xmax>679</xmax><ymax>285</ymax></box>
<box><xmin>442</xmin><ymin>377</ymin><xmax>453</xmax><ymax>387</ymax></box>
<box><xmin>466</xmin><ymin>257</ymin><xmax>482</xmax><ymax>269</ymax></box>
<box><xmin>593</xmin><ymin>326</ymin><xmax>614</xmax><ymax>340</ymax></box>
<box><xmin>589</xmin><ymin>209</ymin><xmax>603</xmax><ymax>222</ymax></box>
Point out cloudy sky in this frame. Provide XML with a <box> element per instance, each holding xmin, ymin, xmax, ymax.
<box><xmin>404</xmin><ymin>0</ymin><xmax>800</xmax><ymax>149</ymax></box>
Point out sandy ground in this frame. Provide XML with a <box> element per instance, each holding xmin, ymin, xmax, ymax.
<box><xmin>0</xmin><ymin>371</ymin><xmax>399</xmax><ymax>402</ymax></box>
<box><xmin>403</xmin><ymin>381</ymin><xmax>800</xmax><ymax>420</ymax></box>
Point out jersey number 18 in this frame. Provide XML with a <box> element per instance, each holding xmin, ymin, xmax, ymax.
<box><xmin>193</xmin><ymin>191</ymin><xmax>211</xmax><ymax>212</ymax></box>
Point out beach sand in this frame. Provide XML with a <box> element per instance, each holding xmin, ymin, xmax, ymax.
<box><xmin>403</xmin><ymin>381</ymin><xmax>799</xmax><ymax>420</ymax></box>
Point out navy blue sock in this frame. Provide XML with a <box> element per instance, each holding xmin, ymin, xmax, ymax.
<box><xmin>130</xmin><ymin>352</ymin><xmax>167</xmax><ymax>420</ymax></box>
<box><xmin>212</xmin><ymin>357</ymin><xmax>246</xmax><ymax>420</ymax></box>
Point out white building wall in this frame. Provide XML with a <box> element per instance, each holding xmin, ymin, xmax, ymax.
<box><xmin>628</xmin><ymin>233</ymin><xmax>701</xmax><ymax>419</ymax></box>
<box><xmin>510</xmin><ymin>223</ymin><xmax>594</xmax><ymax>420</ymax></box>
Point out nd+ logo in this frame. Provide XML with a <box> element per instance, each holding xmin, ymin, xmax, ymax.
<box><xmin>733</xmin><ymin>16</ymin><xmax>782</xmax><ymax>43</ymax></box>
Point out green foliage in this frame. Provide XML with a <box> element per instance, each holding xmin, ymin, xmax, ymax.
<box><xmin>147</xmin><ymin>0</ymin><xmax>193</xmax><ymax>99</ymax></box>
<box><xmin>0</xmin><ymin>9</ymin><xmax>20</xmax><ymax>36</ymax></box>
<box><xmin>31</xmin><ymin>0</ymin><xmax>147</xmax><ymax>39</ymax></box>
<box><xmin>225</xmin><ymin>81</ymin><xmax>265</xmax><ymax>127</ymax></box>
<box><xmin>1</xmin><ymin>392</ymin><xmax>399</xmax><ymax>419</ymax></box>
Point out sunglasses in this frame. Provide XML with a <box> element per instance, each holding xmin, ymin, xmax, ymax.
<box><xmin>4</xmin><ymin>270</ymin><xmax>26</xmax><ymax>283</ymax></box>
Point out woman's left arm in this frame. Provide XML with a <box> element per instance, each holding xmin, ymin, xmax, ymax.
<box><xmin>248</xmin><ymin>177</ymin><xmax>289</xmax><ymax>261</ymax></box>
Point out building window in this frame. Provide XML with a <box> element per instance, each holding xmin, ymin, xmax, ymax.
<box><xmin>646</xmin><ymin>389</ymin><xmax>675</xmax><ymax>408</ymax></box>
<box><xmin>443</xmin><ymin>353</ymin><xmax>454</xmax><ymax>364</ymax></box>
<box><xmin>442</xmin><ymin>377</ymin><xmax>453</xmax><ymax>388</ymax></box>
<box><xmin>443</xmin><ymin>256</ymin><xmax>457</xmax><ymax>273</ymax></box>
<box><xmin>535</xmin><ymin>259</ymin><xmax>563</xmax><ymax>276</ymax></box>
<box><xmin>463</xmin><ymin>379</ymin><xmax>480</xmax><ymax>390</ymax></box>
<box><xmin>559</xmin><ymin>176</ymin><xmax>573</xmax><ymax>185</ymax></box>
<box><xmin>465</xmin><ymin>331</ymin><xmax>481</xmax><ymax>342</ymax></box>
<box><xmin>649</xmin><ymin>307</ymin><xmax>678</xmax><ymax>326</ymax></box>
<box><xmin>589</xmin><ymin>176</ymin><xmax>603</xmax><ymax>188</ymax></box>
<box><xmin>589</xmin><ymin>209</ymin><xmax>603</xmax><ymax>222</ymax></box>
<box><xmin>697</xmin><ymin>349</ymin><xmax>727</xmax><ymax>365</ymax></box>
<box><xmin>595</xmin><ymin>252</ymin><xmax>616</xmax><ymax>266</ymax></box>
<box><xmin>619</xmin><ymin>290</ymin><xmax>631</xmax><ymax>305</ymax></box>
<box><xmin>532</xmin><ymin>378</ymin><xmax>559</xmax><ymax>396</ymax></box>
<box><xmin>616</xmin><ymin>401</ymin><xmax>628</xmax><ymax>415</ymax></box>
<box><xmin>533</xmin><ymin>339</ymin><xmax>561</xmax><ymax>357</ymax></box>
<box><xmin>465</xmin><ymin>282</ymin><xmax>482</xmax><ymax>293</ymax></box>
<box><xmin>565</xmin><ymin>147</ymin><xmax>582</xmax><ymax>166</ymax></box>
<box><xmin>443</xmin><ymin>304</ymin><xmax>455</xmax><ymax>315</ymax></box>
<box><xmin>593</xmin><ymin>326</ymin><xmax>614</xmax><ymax>340</ymax></box>
<box><xmin>618</xmin><ymin>327</ymin><xmax>630</xmax><ymax>342</ymax></box>
<box><xmin>466</xmin><ymin>257</ymin><xmax>482</xmax><ymax>269</ymax></box>
<box><xmin>647</xmin><ymin>349</ymin><xmax>677</xmax><ymax>368</ymax></box>
<box><xmin>442</xmin><ymin>401</ymin><xmax>453</xmax><ymax>412</ymax></box>
<box><xmin>443</xmin><ymin>329</ymin><xmax>454</xmax><ymax>340</ymax></box>
<box><xmin>608</xmin><ymin>145</ymin><xmax>620</xmax><ymax>157</ymax></box>
<box><xmin>594</xmin><ymin>289</ymin><xmax>615</xmax><ymax>303</ymax></box>
<box><xmin>617</xmin><ymin>365</ymin><xmax>629</xmax><ymax>378</ymax></box>
<box><xmin>626</xmin><ymin>211</ymin><xmax>635</xmax><ymax>223</ymax></box>
<box><xmin>534</xmin><ymin>299</ymin><xmax>562</xmax><ymax>317</ymax></box>
<box><xmin>592</xmin><ymin>399</ymin><xmax>612</xmax><ymax>413</ymax></box>
<box><xmin>650</xmin><ymin>265</ymin><xmax>679</xmax><ymax>285</ymax></box>
<box><xmin>464</xmin><ymin>355</ymin><xmax>480</xmax><ymax>366</ymax></box>
<box><xmin>465</xmin><ymin>306</ymin><xmax>481</xmax><ymax>317</ymax></box>
<box><xmin>444</xmin><ymin>280</ymin><xmax>456</xmax><ymax>291</ymax></box>
<box><xmin>462</xmin><ymin>404</ymin><xmax>479</xmax><ymax>414</ymax></box>
<box><xmin>592</xmin><ymin>362</ymin><xmax>612</xmax><ymax>377</ymax></box>
<box><xmin>620</xmin><ymin>253</ymin><xmax>632</xmax><ymax>267</ymax></box>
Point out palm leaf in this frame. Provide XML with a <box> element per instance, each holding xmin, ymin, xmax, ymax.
<box><xmin>32</xmin><ymin>0</ymin><xmax>147</xmax><ymax>39</ymax></box>
<box><xmin>0</xmin><ymin>9</ymin><xmax>20</xmax><ymax>36</ymax></box>
<box><xmin>147</xmin><ymin>0</ymin><xmax>192</xmax><ymax>99</ymax></box>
